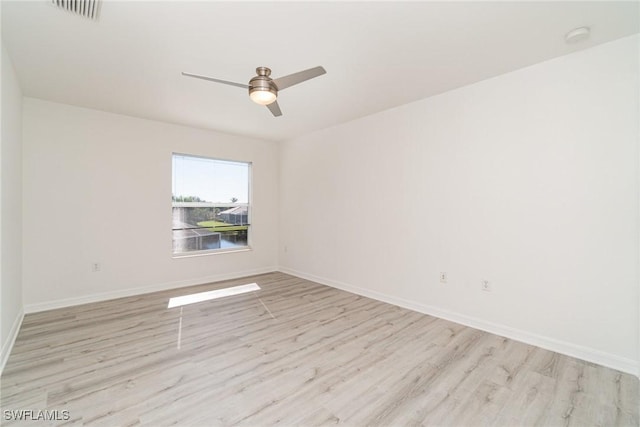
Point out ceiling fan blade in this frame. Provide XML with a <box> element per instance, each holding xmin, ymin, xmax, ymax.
<box><xmin>272</xmin><ymin>66</ymin><xmax>326</xmax><ymax>91</ymax></box>
<box><xmin>181</xmin><ymin>72</ymin><xmax>249</xmax><ymax>89</ymax></box>
<box><xmin>266</xmin><ymin>100</ymin><xmax>282</xmax><ymax>117</ymax></box>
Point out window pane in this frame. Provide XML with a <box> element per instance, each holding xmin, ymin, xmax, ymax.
<box><xmin>173</xmin><ymin>155</ymin><xmax>249</xmax><ymax>203</ymax></box>
<box><xmin>172</xmin><ymin>154</ymin><xmax>250</xmax><ymax>255</ymax></box>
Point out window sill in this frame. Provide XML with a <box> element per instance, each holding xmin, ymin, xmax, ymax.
<box><xmin>172</xmin><ymin>247</ymin><xmax>252</xmax><ymax>259</ymax></box>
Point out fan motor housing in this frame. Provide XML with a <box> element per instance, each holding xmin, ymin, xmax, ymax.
<box><xmin>249</xmin><ymin>81</ymin><xmax>278</xmax><ymax>101</ymax></box>
<box><xmin>249</xmin><ymin>67</ymin><xmax>278</xmax><ymax>98</ymax></box>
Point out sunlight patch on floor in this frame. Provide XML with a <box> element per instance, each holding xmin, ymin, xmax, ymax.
<box><xmin>168</xmin><ymin>283</ymin><xmax>260</xmax><ymax>308</ymax></box>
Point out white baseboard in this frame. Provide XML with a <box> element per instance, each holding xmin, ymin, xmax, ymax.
<box><xmin>1</xmin><ymin>308</ymin><xmax>24</xmax><ymax>375</ymax></box>
<box><xmin>279</xmin><ymin>266</ymin><xmax>639</xmax><ymax>377</ymax></box>
<box><xmin>24</xmin><ymin>266</ymin><xmax>278</xmax><ymax>314</ymax></box>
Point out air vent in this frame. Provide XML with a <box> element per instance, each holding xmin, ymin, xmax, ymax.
<box><xmin>51</xmin><ymin>0</ymin><xmax>100</xmax><ymax>20</ymax></box>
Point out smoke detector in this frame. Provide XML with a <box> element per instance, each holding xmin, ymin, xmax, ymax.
<box><xmin>51</xmin><ymin>0</ymin><xmax>101</xmax><ymax>20</ymax></box>
<box><xmin>565</xmin><ymin>27</ymin><xmax>590</xmax><ymax>44</ymax></box>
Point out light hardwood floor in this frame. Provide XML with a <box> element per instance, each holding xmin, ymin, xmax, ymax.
<box><xmin>1</xmin><ymin>272</ymin><xmax>638</xmax><ymax>426</ymax></box>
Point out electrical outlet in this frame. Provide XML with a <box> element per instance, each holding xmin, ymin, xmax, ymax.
<box><xmin>91</xmin><ymin>262</ymin><xmax>101</xmax><ymax>273</ymax></box>
<box><xmin>481</xmin><ymin>280</ymin><xmax>491</xmax><ymax>292</ymax></box>
<box><xmin>439</xmin><ymin>272</ymin><xmax>447</xmax><ymax>283</ymax></box>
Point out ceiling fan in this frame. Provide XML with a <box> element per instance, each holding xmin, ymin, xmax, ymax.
<box><xmin>181</xmin><ymin>66</ymin><xmax>326</xmax><ymax>117</ymax></box>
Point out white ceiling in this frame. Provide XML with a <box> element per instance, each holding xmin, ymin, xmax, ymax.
<box><xmin>2</xmin><ymin>1</ymin><xmax>638</xmax><ymax>142</ymax></box>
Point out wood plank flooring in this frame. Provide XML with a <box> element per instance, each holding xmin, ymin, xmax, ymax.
<box><xmin>1</xmin><ymin>272</ymin><xmax>638</xmax><ymax>426</ymax></box>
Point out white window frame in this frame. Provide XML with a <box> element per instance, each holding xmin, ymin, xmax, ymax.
<box><xmin>171</xmin><ymin>153</ymin><xmax>252</xmax><ymax>258</ymax></box>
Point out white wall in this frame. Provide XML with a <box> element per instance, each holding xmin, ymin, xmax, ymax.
<box><xmin>279</xmin><ymin>35</ymin><xmax>640</xmax><ymax>374</ymax></box>
<box><xmin>22</xmin><ymin>99</ymin><xmax>279</xmax><ymax>309</ymax></box>
<box><xmin>1</xmin><ymin>42</ymin><xmax>24</xmax><ymax>370</ymax></box>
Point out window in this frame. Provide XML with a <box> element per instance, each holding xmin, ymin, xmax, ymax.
<box><xmin>172</xmin><ymin>153</ymin><xmax>251</xmax><ymax>255</ymax></box>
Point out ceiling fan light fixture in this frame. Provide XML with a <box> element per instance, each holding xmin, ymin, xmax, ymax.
<box><xmin>249</xmin><ymin>89</ymin><xmax>277</xmax><ymax>105</ymax></box>
<box><xmin>182</xmin><ymin>65</ymin><xmax>326</xmax><ymax>117</ymax></box>
<box><xmin>249</xmin><ymin>68</ymin><xmax>278</xmax><ymax>106</ymax></box>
